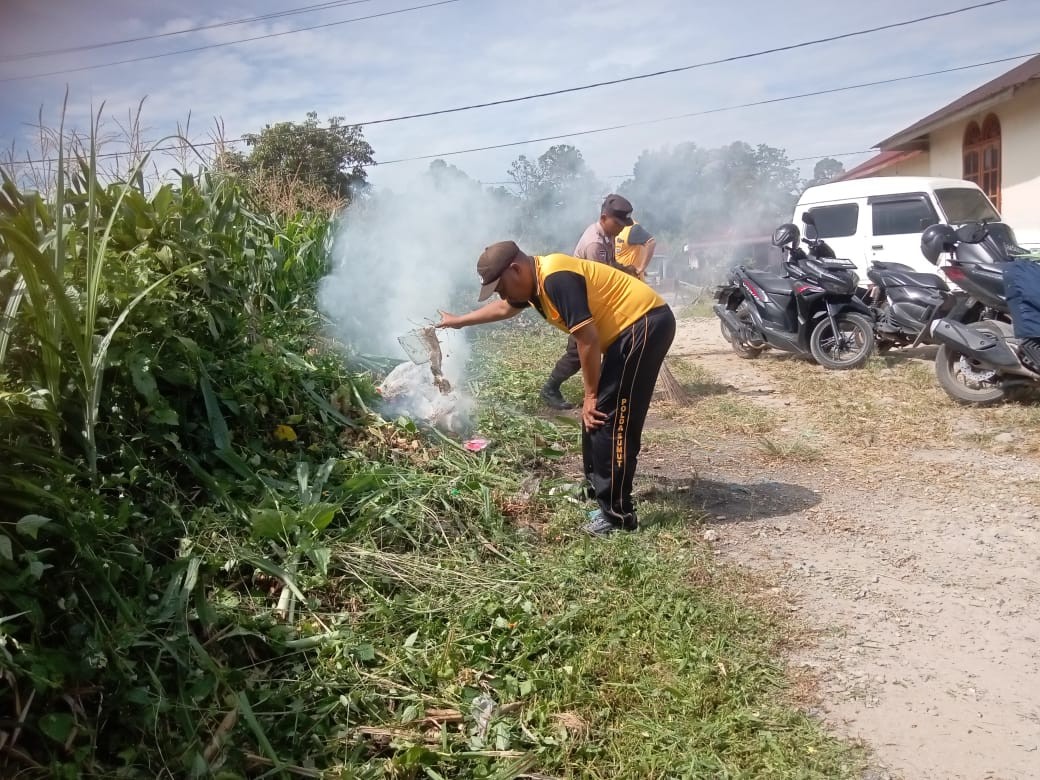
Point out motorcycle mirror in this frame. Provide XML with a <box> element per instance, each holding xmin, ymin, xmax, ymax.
<box><xmin>801</xmin><ymin>213</ymin><xmax>819</xmax><ymax>241</ymax></box>
<box><xmin>919</xmin><ymin>218</ymin><xmax>937</xmax><ymax>230</ymax></box>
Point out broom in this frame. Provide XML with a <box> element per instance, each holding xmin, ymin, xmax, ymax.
<box><xmin>656</xmin><ymin>360</ymin><xmax>689</xmax><ymax>404</ymax></box>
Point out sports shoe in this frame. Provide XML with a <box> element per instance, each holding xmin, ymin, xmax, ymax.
<box><xmin>585</xmin><ymin>508</ymin><xmax>637</xmax><ymax>534</ymax></box>
<box><xmin>1021</xmin><ymin>337</ymin><xmax>1040</xmax><ymax>373</ymax></box>
<box><xmin>583</xmin><ymin>514</ymin><xmax>621</xmax><ymax>536</ymax></box>
<box><xmin>540</xmin><ymin>382</ymin><xmax>575</xmax><ymax>410</ymax></box>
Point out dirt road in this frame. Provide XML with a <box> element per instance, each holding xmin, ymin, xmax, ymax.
<box><xmin>643</xmin><ymin>317</ymin><xmax>1040</xmax><ymax>780</ymax></box>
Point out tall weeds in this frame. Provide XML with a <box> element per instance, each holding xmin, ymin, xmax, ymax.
<box><xmin>0</xmin><ymin>104</ymin><xmax>370</xmax><ymax>775</ymax></box>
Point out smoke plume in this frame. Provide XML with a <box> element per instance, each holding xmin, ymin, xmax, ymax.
<box><xmin>317</xmin><ymin>162</ymin><xmax>518</xmax><ymax>430</ymax></box>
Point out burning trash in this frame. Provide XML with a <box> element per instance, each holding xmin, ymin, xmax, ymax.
<box><xmin>397</xmin><ymin>326</ymin><xmax>452</xmax><ymax>393</ymax></box>
<box><xmin>378</xmin><ymin>326</ymin><xmax>473</xmax><ymax>435</ymax></box>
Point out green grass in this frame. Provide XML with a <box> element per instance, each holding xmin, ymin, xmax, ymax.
<box><xmin>311</xmin><ymin>527</ymin><xmax>860</xmax><ymax>779</ymax></box>
<box><xmin>453</xmin><ymin>328</ymin><xmax>860</xmax><ymax>778</ymax></box>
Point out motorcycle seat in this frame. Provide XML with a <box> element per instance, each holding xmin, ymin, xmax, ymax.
<box><xmin>745</xmin><ymin>270</ymin><xmax>793</xmax><ymax>295</ymax></box>
<box><xmin>871</xmin><ymin>261</ymin><xmax>917</xmax><ymax>273</ymax></box>
<box><xmin>872</xmin><ymin>267</ymin><xmax>948</xmax><ymax>290</ymax></box>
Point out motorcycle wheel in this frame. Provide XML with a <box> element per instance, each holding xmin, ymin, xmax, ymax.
<box><xmin>719</xmin><ymin>318</ymin><xmax>733</xmax><ymax>343</ymax></box>
<box><xmin>934</xmin><ymin>341</ymin><xmax>1005</xmax><ymax>406</ymax></box>
<box><xmin>809</xmin><ymin>313</ymin><xmax>875</xmax><ymax>370</ymax></box>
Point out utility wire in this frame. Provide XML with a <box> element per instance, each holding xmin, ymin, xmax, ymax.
<box><xmin>0</xmin><ymin>0</ymin><xmax>461</xmax><ymax>82</ymax></box>
<box><xmin>8</xmin><ymin>52</ymin><xmax>1035</xmax><ymax>168</ymax></box>
<box><xmin>0</xmin><ymin>0</ymin><xmax>380</xmax><ymax>63</ymax></box>
<box><xmin>352</xmin><ymin>0</ymin><xmax>1010</xmax><ymax>126</ymax></box>
<box><xmin>371</xmin><ymin>52</ymin><xmax>1037</xmax><ymax>165</ymax></box>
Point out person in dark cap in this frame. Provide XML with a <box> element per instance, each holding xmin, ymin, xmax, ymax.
<box><xmin>540</xmin><ymin>193</ymin><xmax>638</xmax><ymax>410</ymax></box>
<box><xmin>436</xmin><ymin>240</ymin><xmax>675</xmax><ymax>535</ymax></box>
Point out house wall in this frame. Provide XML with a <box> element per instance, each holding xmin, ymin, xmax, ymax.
<box><xmin>923</xmin><ymin>80</ymin><xmax>1040</xmax><ymax>245</ymax></box>
<box><xmin>868</xmin><ymin>80</ymin><xmax>1040</xmax><ymax>245</ymax></box>
<box><xmin>884</xmin><ymin>154</ymin><xmax>932</xmax><ymax>177</ymax></box>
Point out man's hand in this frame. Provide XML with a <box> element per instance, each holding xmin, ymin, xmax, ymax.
<box><xmin>582</xmin><ymin>394</ymin><xmax>608</xmax><ymax>430</ymax></box>
<box><xmin>436</xmin><ymin>310</ymin><xmax>463</xmax><ymax>329</ymax></box>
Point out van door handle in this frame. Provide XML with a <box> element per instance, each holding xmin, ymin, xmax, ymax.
<box><xmin>871</xmin><ymin>244</ymin><xmax>884</xmax><ymax>250</ymax></box>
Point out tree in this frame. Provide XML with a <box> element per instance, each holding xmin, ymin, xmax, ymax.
<box><xmin>223</xmin><ymin>112</ymin><xmax>375</xmax><ymax>206</ymax></box>
<box><xmin>507</xmin><ymin>144</ymin><xmax>605</xmax><ymax>249</ymax></box>
<box><xmin>622</xmin><ymin>141</ymin><xmax>801</xmax><ymax>245</ymax></box>
<box><xmin>617</xmin><ymin>141</ymin><xmax>802</xmax><ymax>281</ymax></box>
<box><xmin>805</xmin><ymin>157</ymin><xmax>846</xmax><ymax>188</ymax></box>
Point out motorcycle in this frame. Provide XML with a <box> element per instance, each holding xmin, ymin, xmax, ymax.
<box><xmin>713</xmin><ymin>219</ymin><xmax>876</xmax><ymax>370</ymax></box>
<box><xmin>924</xmin><ymin>221</ymin><xmax>1035</xmax><ymax>404</ymax></box>
<box><xmin>864</xmin><ymin>217</ymin><xmax>1031</xmax><ymax>352</ymax></box>
<box><xmin>863</xmin><ymin>261</ymin><xmax>960</xmax><ymax>351</ymax></box>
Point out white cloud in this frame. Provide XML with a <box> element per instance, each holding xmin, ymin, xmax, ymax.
<box><xmin>0</xmin><ymin>0</ymin><xmax>1033</xmax><ymax>188</ymax></box>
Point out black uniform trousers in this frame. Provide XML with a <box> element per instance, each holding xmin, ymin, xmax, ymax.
<box><xmin>548</xmin><ymin>336</ymin><xmax>581</xmax><ymax>385</ymax></box>
<box><xmin>582</xmin><ymin>305</ymin><xmax>675</xmax><ymax>526</ymax></box>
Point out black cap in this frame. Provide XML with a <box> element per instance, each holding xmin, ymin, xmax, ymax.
<box><xmin>476</xmin><ymin>240</ymin><xmax>522</xmax><ymax>301</ymax></box>
<box><xmin>601</xmin><ymin>193</ymin><xmax>634</xmax><ymax>226</ymax></box>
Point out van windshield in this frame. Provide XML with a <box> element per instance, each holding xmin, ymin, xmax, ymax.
<box><xmin>935</xmin><ymin>188</ymin><xmax>1000</xmax><ymax>224</ymax></box>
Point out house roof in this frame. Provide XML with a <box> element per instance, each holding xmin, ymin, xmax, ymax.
<box><xmin>877</xmin><ymin>54</ymin><xmax>1040</xmax><ymax>149</ymax></box>
<box><xmin>836</xmin><ymin>149</ymin><xmax>924</xmax><ymax>181</ymax></box>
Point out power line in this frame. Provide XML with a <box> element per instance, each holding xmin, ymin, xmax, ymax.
<box><xmin>371</xmin><ymin>52</ymin><xmax>1037</xmax><ymax>165</ymax></box>
<box><xmin>352</xmin><ymin>0</ymin><xmax>1010</xmax><ymax>126</ymax></box>
<box><xmin>0</xmin><ymin>0</ymin><xmax>380</xmax><ymax>63</ymax></box>
<box><xmin>0</xmin><ymin>0</ymin><xmax>461</xmax><ymax>82</ymax></box>
<box><xmin>7</xmin><ymin>52</ymin><xmax>1034</xmax><ymax>168</ymax></box>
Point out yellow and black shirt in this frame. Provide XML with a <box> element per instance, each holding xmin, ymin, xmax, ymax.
<box><xmin>525</xmin><ymin>253</ymin><xmax>665</xmax><ymax>350</ymax></box>
<box><xmin>615</xmin><ymin>222</ymin><xmax>653</xmax><ymax>272</ymax></box>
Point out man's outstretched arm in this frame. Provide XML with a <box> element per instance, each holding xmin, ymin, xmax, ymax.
<box><xmin>437</xmin><ymin>299</ymin><xmax>523</xmax><ymax>329</ymax></box>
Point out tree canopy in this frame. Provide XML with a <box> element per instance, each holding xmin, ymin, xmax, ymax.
<box><xmin>805</xmin><ymin>157</ymin><xmax>847</xmax><ymax>188</ymax></box>
<box><xmin>619</xmin><ymin>141</ymin><xmax>803</xmax><ymax>247</ymax></box>
<box><xmin>507</xmin><ymin>145</ymin><xmax>605</xmax><ymax>250</ymax></box>
<box><xmin>221</xmin><ymin>111</ymin><xmax>374</xmax><ymax>207</ymax></box>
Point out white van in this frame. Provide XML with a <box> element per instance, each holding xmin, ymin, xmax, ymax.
<box><xmin>792</xmin><ymin>176</ymin><xmax>1007</xmax><ymax>279</ymax></box>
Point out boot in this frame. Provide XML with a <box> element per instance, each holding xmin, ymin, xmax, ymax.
<box><xmin>540</xmin><ymin>379</ymin><xmax>574</xmax><ymax>410</ymax></box>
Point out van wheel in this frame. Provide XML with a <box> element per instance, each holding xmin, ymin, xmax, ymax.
<box><xmin>810</xmin><ymin>313</ymin><xmax>875</xmax><ymax>369</ymax></box>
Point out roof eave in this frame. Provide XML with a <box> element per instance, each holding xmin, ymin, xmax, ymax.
<box><xmin>877</xmin><ymin>85</ymin><xmax>1019</xmax><ymax>150</ymax></box>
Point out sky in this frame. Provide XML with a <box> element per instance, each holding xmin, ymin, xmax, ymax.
<box><xmin>0</xmin><ymin>0</ymin><xmax>1037</xmax><ymax>191</ymax></box>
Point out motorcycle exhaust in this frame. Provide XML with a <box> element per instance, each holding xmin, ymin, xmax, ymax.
<box><xmin>929</xmin><ymin>319</ymin><xmax>1031</xmax><ymax>374</ymax></box>
<box><xmin>714</xmin><ymin>304</ymin><xmax>747</xmax><ymax>338</ymax></box>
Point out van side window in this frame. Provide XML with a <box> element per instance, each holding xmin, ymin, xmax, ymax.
<box><xmin>871</xmin><ymin>199</ymin><xmax>938</xmax><ymax>236</ymax></box>
<box><xmin>807</xmin><ymin>204</ymin><xmax>859</xmax><ymax>238</ymax></box>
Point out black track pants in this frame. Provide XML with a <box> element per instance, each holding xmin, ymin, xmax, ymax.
<box><xmin>548</xmin><ymin>336</ymin><xmax>581</xmax><ymax>386</ymax></box>
<box><xmin>582</xmin><ymin>305</ymin><xmax>676</xmax><ymax>525</ymax></box>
